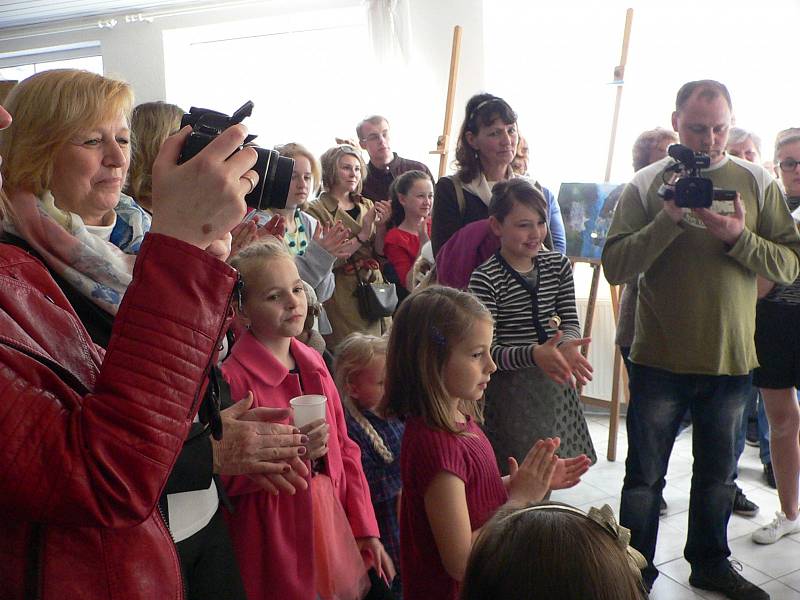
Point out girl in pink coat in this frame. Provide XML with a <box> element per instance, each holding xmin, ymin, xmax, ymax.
<box><xmin>222</xmin><ymin>238</ymin><xmax>393</xmax><ymax>600</ymax></box>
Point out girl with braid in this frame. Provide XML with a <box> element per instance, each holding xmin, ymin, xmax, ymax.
<box><xmin>335</xmin><ymin>333</ymin><xmax>404</xmax><ymax>587</ymax></box>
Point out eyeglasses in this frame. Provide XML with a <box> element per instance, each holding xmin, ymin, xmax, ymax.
<box><xmin>361</xmin><ymin>130</ymin><xmax>389</xmax><ymax>143</ymax></box>
<box><xmin>778</xmin><ymin>158</ymin><xmax>800</xmax><ymax>172</ymax></box>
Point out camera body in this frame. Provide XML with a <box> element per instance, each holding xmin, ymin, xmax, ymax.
<box><xmin>659</xmin><ymin>144</ymin><xmax>736</xmax><ymax>208</ymax></box>
<box><xmin>178</xmin><ymin>101</ymin><xmax>293</xmax><ymax>211</ymax></box>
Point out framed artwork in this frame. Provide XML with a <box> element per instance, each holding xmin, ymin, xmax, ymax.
<box><xmin>557</xmin><ymin>182</ymin><xmax>625</xmax><ymax>261</ymax></box>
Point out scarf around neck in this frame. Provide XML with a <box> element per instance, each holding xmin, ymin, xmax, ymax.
<box><xmin>1</xmin><ymin>189</ymin><xmax>150</xmax><ymax>314</ymax></box>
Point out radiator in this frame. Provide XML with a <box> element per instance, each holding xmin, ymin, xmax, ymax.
<box><xmin>575</xmin><ymin>298</ymin><xmax>622</xmax><ymax>403</ymax></box>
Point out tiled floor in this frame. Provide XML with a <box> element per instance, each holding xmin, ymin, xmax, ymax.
<box><xmin>550</xmin><ymin>411</ymin><xmax>800</xmax><ymax>599</ymax></box>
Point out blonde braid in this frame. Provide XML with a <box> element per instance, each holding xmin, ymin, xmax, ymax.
<box><xmin>342</xmin><ymin>395</ymin><xmax>394</xmax><ymax>463</ymax></box>
<box><xmin>334</xmin><ymin>333</ymin><xmax>394</xmax><ymax>464</ymax></box>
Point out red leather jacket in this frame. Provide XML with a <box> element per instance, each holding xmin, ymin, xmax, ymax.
<box><xmin>0</xmin><ymin>233</ymin><xmax>238</xmax><ymax>600</ymax></box>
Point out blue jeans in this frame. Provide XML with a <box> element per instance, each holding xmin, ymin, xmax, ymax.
<box><xmin>620</xmin><ymin>364</ymin><xmax>752</xmax><ymax>585</ymax></box>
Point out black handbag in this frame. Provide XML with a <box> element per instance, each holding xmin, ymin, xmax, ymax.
<box><xmin>351</xmin><ymin>258</ymin><xmax>398</xmax><ymax>320</ymax></box>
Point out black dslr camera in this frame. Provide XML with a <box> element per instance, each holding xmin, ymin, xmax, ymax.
<box><xmin>658</xmin><ymin>144</ymin><xmax>736</xmax><ymax>208</ymax></box>
<box><xmin>178</xmin><ymin>101</ymin><xmax>293</xmax><ymax>211</ymax></box>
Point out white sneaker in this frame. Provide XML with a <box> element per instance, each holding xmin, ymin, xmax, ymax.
<box><xmin>751</xmin><ymin>511</ymin><xmax>800</xmax><ymax>545</ymax></box>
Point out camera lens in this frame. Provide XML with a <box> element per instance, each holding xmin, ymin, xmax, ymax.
<box><xmin>246</xmin><ymin>147</ymin><xmax>294</xmax><ymax>211</ymax></box>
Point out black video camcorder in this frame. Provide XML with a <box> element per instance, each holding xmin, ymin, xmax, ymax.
<box><xmin>658</xmin><ymin>144</ymin><xmax>736</xmax><ymax>208</ymax></box>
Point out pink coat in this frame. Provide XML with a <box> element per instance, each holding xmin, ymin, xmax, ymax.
<box><xmin>221</xmin><ymin>332</ymin><xmax>379</xmax><ymax>600</ymax></box>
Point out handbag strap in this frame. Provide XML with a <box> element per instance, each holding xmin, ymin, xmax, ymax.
<box><xmin>493</xmin><ymin>251</ymin><xmax>549</xmax><ymax>343</ymax></box>
<box><xmin>347</xmin><ymin>255</ymin><xmax>367</xmax><ymax>285</ymax></box>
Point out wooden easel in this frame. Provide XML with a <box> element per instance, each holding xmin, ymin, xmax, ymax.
<box><xmin>577</xmin><ymin>8</ymin><xmax>633</xmax><ymax>462</ymax></box>
<box><xmin>430</xmin><ymin>25</ymin><xmax>462</xmax><ymax>178</ymax></box>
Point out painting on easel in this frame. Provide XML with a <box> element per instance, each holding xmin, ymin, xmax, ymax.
<box><xmin>557</xmin><ymin>182</ymin><xmax>626</xmax><ymax>261</ymax></box>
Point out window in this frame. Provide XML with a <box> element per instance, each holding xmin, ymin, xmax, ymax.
<box><xmin>163</xmin><ymin>6</ymin><xmax>375</xmax><ymax>159</ymax></box>
<box><xmin>0</xmin><ymin>51</ymin><xmax>102</xmax><ymax>82</ymax></box>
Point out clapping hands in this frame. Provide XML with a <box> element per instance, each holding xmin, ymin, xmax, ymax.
<box><xmin>229</xmin><ymin>213</ymin><xmax>286</xmax><ymax>258</ymax></box>
<box><xmin>532</xmin><ymin>331</ymin><xmax>593</xmax><ymax>387</ymax></box>
<box><xmin>314</xmin><ymin>220</ymin><xmax>357</xmax><ymax>259</ymax></box>
<box><xmin>506</xmin><ymin>437</ymin><xmax>591</xmax><ymax>506</ymax></box>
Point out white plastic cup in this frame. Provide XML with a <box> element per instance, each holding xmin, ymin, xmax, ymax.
<box><xmin>290</xmin><ymin>394</ymin><xmax>327</xmax><ymax>428</ymax></box>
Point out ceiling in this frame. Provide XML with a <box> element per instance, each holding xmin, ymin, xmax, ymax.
<box><xmin>0</xmin><ymin>0</ymin><xmax>229</xmax><ymax>30</ymax></box>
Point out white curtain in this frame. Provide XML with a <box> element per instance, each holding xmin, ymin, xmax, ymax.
<box><xmin>364</xmin><ymin>0</ymin><xmax>411</xmax><ymax>63</ymax></box>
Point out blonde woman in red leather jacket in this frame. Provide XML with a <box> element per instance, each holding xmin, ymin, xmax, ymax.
<box><xmin>0</xmin><ymin>75</ymin><xmax>298</xmax><ymax>599</ymax></box>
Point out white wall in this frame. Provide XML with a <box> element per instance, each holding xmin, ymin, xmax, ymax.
<box><xmin>0</xmin><ymin>0</ymin><xmax>488</xmax><ymax>176</ymax></box>
<box><xmin>1</xmin><ymin>1</ymin><xmax>377</xmax><ymax>102</ymax></box>
<box><xmin>404</xmin><ymin>0</ymin><xmax>485</xmax><ymax>174</ymax></box>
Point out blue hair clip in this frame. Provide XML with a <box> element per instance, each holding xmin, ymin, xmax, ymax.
<box><xmin>431</xmin><ymin>326</ymin><xmax>446</xmax><ymax>346</ymax></box>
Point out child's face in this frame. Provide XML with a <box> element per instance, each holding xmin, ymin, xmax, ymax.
<box><xmin>348</xmin><ymin>353</ymin><xmax>386</xmax><ymax>412</ymax></box>
<box><xmin>442</xmin><ymin>318</ymin><xmax>496</xmax><ymax>404</ymax></box>
<box><xmin>287</xmin><ymin>155</ymin><xmax>313</xmax><ymax>209</ymax></box>
<box><xmin>490</xmin><ymin>201</ymin><xmax>548</xmax><ymax>263</ymax></box>
<box><xmin>240</xmin><ymin>256</ymin><xmax>308</xmax><ymax>342</ymax></box>
<box><xmin>399</xmin><ymin>179</ymin><xmax>433</xmax><ymax>221</ymax></box>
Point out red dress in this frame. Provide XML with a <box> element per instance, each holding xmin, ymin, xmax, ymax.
<box><xmin>399</xmin><ymin>416</ymin><xmax>508</xmax><ymax>600</ymax></box>
<box><xmin>221</xmin><ymin>332</ymin><xmax>379</xmax><ymax>600</ymax></box>
<box><xmin>383</xmin><ymin>225</ymin><xmax>428</xmax><ymax>291</ymax></box>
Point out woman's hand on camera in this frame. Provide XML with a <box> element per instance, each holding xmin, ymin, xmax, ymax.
<box><xmin>150</xmin><ymin>124</ymin><xmax>258</xmax><ymax>249</ymax></box>
<box><xmin>299</xmin><ymin>418</ymin><xmax>329</xmax><ymax>461</ymax></box>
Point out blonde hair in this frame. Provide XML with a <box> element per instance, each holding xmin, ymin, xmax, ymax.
<box><xmin>320</xmin><ymin>144</ymin><xmax>366</xmax><ymax>195</ymax></box>
<box><xmin>334</xmin><ymin>333</ymin><xmax>393</xmax><ymax>462</ymax></box>
<box><xmin>228</xmin><ymin>236</ymin><xmax>294</xmax><ymax>302</ymax></box>
<box><xmin>386</xmin><ymin>286</ymin><xmax>493</xmax><ymax>434</ymax></box>
<box><xmin>125</xmin><ymin>101</ymin><xmax>183</xmax><ymax>209</ymax></box>
<box><xmin>0</xmin><ymin>69</ymin><xmax>133</xmax><ymax>201</ymax></box>
<box><xmin>275</xmin><ymin>142</ymin><xmax>321</xmax><ymax>208</ymax></box>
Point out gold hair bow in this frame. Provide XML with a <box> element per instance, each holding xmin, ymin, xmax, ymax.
<box><xmin>587</xmin><ymin>504</ymin><xmax>648</xmax><ymax>573</ymax></box>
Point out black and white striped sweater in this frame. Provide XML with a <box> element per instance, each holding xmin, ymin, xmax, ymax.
<box><xmin>468</xmin><ymin>251</ymin><xmax>581</xmax><ymax>370</ymax></box>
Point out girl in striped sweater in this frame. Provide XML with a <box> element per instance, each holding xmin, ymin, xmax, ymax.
<box><xmin>468</xmin><ymin>179</ymin><xmax>597</xmax><ymax>472</ymax></box>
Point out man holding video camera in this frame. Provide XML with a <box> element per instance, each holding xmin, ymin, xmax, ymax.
<box><xmin>602</xmin><ymin>80</ymin><xmax>800</xmax><ymax>600</ymax></box>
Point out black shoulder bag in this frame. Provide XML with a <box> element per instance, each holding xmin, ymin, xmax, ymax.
<box><xmin>349</xmin><ymin>257</ymin><xmax>398</xmax><ymax>320</ymax></box>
